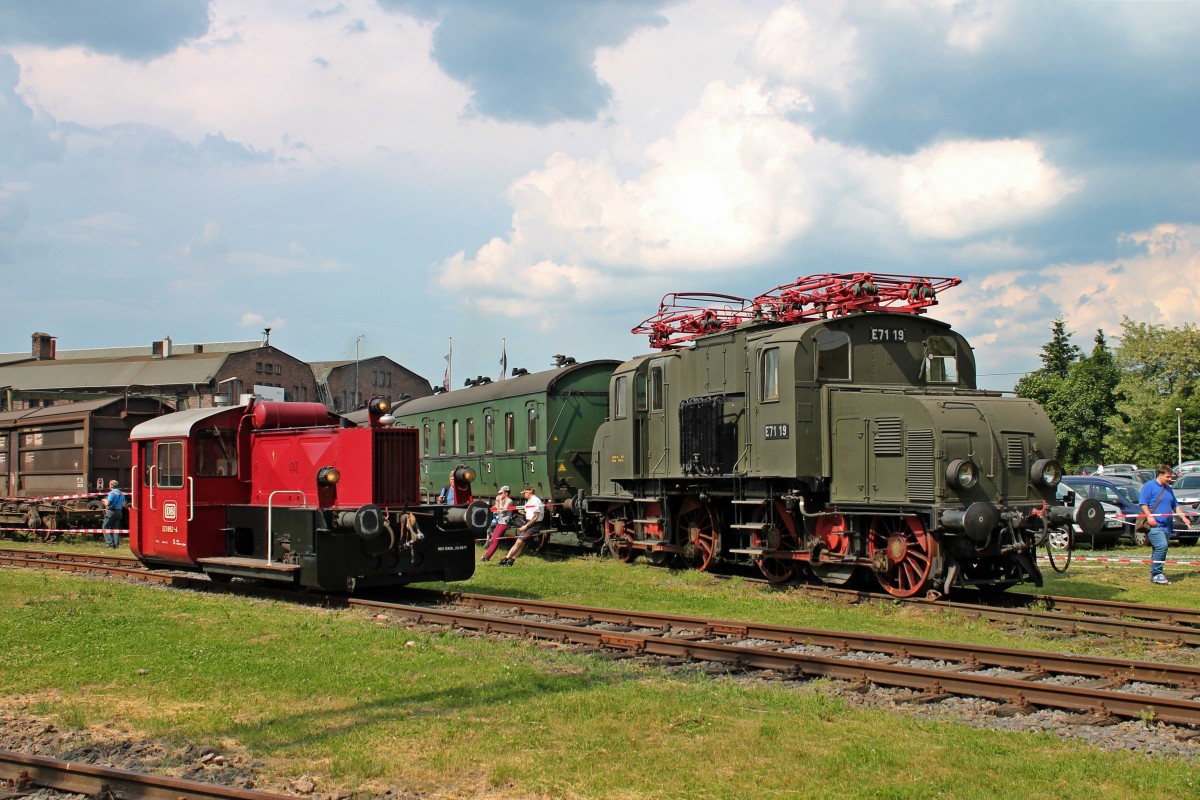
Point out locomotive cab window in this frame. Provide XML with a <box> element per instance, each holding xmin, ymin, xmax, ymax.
<box><xmin>758</xmin><ymin>347</ymin><xmax>780</xmax><ymax>402</ymax></box>
<box><xmin>649</xmin><ymin>366</ymin><xmax>664</xmax><ymax>412</ymax></box>
<box><xmin>922</xmin><ymin>336</ymin><xmax>958</xmax><ymax>384</ymax></box>
<box><xmin>634</xmin><ymin>372</ymin><xmax>648</xmax><ymax>412</ymax></box>
<box><xmin>816</xmin><ymin>331</ymin><xmax>851</xmax><ymax>381</ymax></box>
<box><xmin>613</xmin><ymin>376</ymin><xmax>628</xmax><ymax>418</ymax></box>
<box><xmin>155</xmin><ymin>441</ymin><xmax>184</xmax><ymax>488</ymax></box>
<box><xmin>194</xmin><ymin>428</ymin><xmax>237</xmax><ymax>477</ymax></box>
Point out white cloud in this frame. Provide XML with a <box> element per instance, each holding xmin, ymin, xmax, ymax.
<box><xmin>894</xmin><ymin>139</ymin><xmax>1080</xmax><ymax>240</ymax></box>
<box><xmin>747</xmin><ymin>1</ymin><xmax>862</xmax><ymax>100</ymax></box>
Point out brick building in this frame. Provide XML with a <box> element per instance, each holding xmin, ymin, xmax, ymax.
<box><xmin>310</xmin><ymin>356</ymin><xmax>432</xmax><ymax>413</ymax></box>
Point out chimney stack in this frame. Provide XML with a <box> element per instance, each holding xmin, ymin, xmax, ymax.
<box><xmin>31</xmin><ymin>332</ymin><xmax>56</xmax><ymax>360</ymax></box>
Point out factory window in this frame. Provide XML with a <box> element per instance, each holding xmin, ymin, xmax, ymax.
<box><xmin>423</xmin><ymin>423</ymin><xmax>431</xmax><ymax>456</ymax></box>
<box><xmin>438</xmin><ymin>422</ymin><xmax>446</xmax><ymax>456</ymax></box>
<box><xmin>759</xmin><ymin>348</ymin><xmax>780</xmax><ymax>402</ymax></box>
<box><xmin>815</xmin><ymin>330</ymin><xmax>851</xmax><ymax>382</ymax></box>
<box><xmin>386</xmin><ymin>372</ymin><xmax>393</xmax><ymax>388</ymax></box>
<box><xmin>275</xmin><ymin>364</ymin><xmax>282</xmax><ymax>375</ymax></box>
<box><xmin>635</xmin><ymin>372</ymin><xmax>648</xmax><ymax>412</ymax></box>
<box><xmin>922</xmin><ymin>336</ymin><xmax>959</xmax><ymax>384</ymax></box>
<box><xmin>452</xmin><ymin>419</ymin><xmax>460</xmax><ymax>455</ymax></box>
<box><xmin>613</xmin><ymin>376</ymin><xmax>628</xmax><ymax>418</ymax></box>
<box><xmin>156</xmin><ymin>441</ymin><xmax>184</xmax><ymax>488</ymax></box>
<box><xmin>650</xmin><ymin>366</ymin><xmax>664</xmax><ymax>412</ymax></box>
<box><xmin>528</xmin><ymin>408</ymin><xmax>538</xmax><ymax>451</ymax></box>
<box><xmin>467</xmin><ymin>418</ymin><xmax>476</xmax><ymax>454</ymax></box>
<box><xmin>256</xmin><ymin>362</ymin><xmax>263</xmax><ymax>373</ymax></box>
<box><xmin>484</xmin><ymin>413</ymin><xmax>494</xmax><ymax>453</ymax></box>
<box><xmin>504</xmin><ymin>412</ymin><xmax>515</xmax><ymax>452</ymax></box>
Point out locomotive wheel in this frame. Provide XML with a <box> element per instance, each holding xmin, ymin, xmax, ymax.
<box><xmin>867</xmin><ymin>515</ymin><xmax>937</xmax><ymax>598</ymax></box>
<box><xmin>752</xmin><ymin>500</ymin><xmax>799</xmax><ymax>583</ymax></box>
<box><xmin>604</xmin><ymin>505</ymin><xmax>638</xmax><ymax>564</ymax></box>
<box><xmin>809</xmin><ymin>513</ymin><xmax>854</xmax><ymax>585</ymax></box>
<box><xmin>678</xmin><ymin>497</ymin><xmax>718</xmax><ymax>572</ymax></box>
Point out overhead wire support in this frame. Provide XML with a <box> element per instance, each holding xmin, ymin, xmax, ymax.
<box><xmin>631</xmin><ymin>272</ymin><xmax>962</xmax><ymax>349</ymax></box>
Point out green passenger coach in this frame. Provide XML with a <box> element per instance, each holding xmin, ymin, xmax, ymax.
<box><xmin>393</xmin><ymin>359</ymin><xmax>620</xmax><ymax>542</ymax></box>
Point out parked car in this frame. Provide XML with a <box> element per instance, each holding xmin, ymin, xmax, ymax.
<box><xmin>1173</xmin><ymin>473</ymin><xmax>1200</xmax><ymax>506</ymax></box>
<box><xmin>1104</xmin><ymin>463</ymin><xmax>1139</xmax><ymax>478</ymax></box>
<box><xmin>1135</xmin><ymin>468</ymin><xmax>1156</xmax><ymax>484</ymax></box>
<box><xmin>1065</xmin><ymin>475</ymin><xmax>1200</xmax><ymax>546</ymax></box>
<box><xmin>1055</xmin><ymin>483</ymin><xmax>1123</xmax><ymax>548</ymax></box>
<box><xmin>1175</xmin><ymin>460</ymin><xmax>1200</xmax><ymax>477</ymax></box>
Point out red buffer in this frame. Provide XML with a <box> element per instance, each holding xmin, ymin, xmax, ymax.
<box><xmin>632</xmin><ymin>272</ymin><xmax>961</xmax><ymax>349</ymax></box>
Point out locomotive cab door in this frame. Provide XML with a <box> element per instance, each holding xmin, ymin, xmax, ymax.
<box><xmin>134</xmin><ymin>437</ymin><xmax>228</xmax><ymax>565</ymax></box>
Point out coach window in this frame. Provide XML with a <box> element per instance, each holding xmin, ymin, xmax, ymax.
<box><xmin>649</xmin><ymin>366</ymin><xmax>664</xmax><ymax>412</ymax></box>
<box><xmin>922</xmin><ymin>336</ymin><xmax>958</xmax><ymax>384</ymax></box>
<box><xmin>613</xmin><ymin>375</ymin><xmax>628</xmax><ymax>418</ymax></box>
<box><xmin>758</xmin><ymin>348</ymin><xmax>780</xmax><ymax>402</ymax></box>
<box><xmin>467</xmin><ymin>418</ymin><xmax>476</xmax><ymax>454</ymax></box>
<box><xmin>423</xmin><ymin>423</ymin><xmax>431</xmax><ymax>456</ymax></box>
<box><xmin>438</xmin><ymin>422</ymin><xmax>446</xmax><ymax>456</ymax></box>
<box><xmin>484</xmin><ymin>413</ymin><xmax>494</xmax><ymax>453</ymax></box>
<box><xmin>815</xmin><ymin>330</ymin><xmax>851</xmax><ymax>381</ymax></box>
<box><xmin>528</xmin><ymin>408</ymin><xmax>538</xmax><ymax>451</ymax></box>
<box><xmin>156</xmin><ymin>441</ymin><xmax>184</xmax><ymax>488</ymax></box>
<box><xmin>504</xmin><ymin>413</ymin><xmax>515</xmax><ymax>451</ymax></box>
<box><xmin>452</xmin><ymin>420</ymin><xmax>460</xmax><ymax>455</ymax></box>
<box><xmin>635</xmin><ymin>373</ymin><xmax>648</xmax><ymax>412</ymax></box>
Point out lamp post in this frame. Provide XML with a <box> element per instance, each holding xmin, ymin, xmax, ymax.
<box><xmin>1177</xmin><ymin>407</ymin><xmax>1184</xmax><ymax>469</ymax></box>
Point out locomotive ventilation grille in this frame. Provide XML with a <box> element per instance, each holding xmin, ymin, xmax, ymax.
<box><xmin>372</xmin><ymin>428</ymin><xmax>420</xmax><ymax>505</ymax></box>
<box><xmin>906</xmin><ymin>429</ymin><xmax>935</xmax><ymax>502</ymax></box>
<box><xmin>1006</xmin><ymin>436</ymin><xmax>1025</xmax><ymax>472</ymax></box>
<box><xmin>874</xmin><ymin>417</ymin><xmax>903</xmax><ymax>456</ymax></box>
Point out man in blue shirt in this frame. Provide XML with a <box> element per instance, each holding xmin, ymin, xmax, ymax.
<box><xmin>1139</xmin><ymin>465</ymin><xmax>1196</xmax><ymax>584</ymax></box>
<box><xmin>101</xmin><ymin>480</ymin><xmax>125</xmax><ymax>549</ymax></box>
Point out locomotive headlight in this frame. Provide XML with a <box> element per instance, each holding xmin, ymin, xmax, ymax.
<box><xmin>369</xmin><ymin>397</ymin><xmax>391</xmax><ymax>415</ymax></box>
<box><xmin>317</xmin><ymin>466</ymin><xmax>342</xmax><ymax>485</ymax></box>
<box><xmin>946</xmin><ymin>459</ymin><xmax>979</xmax><ymax>490</ymax></box>
<box><xmin>1030</xmin><ymin>458</ymin><xmax>1062</xmax><ymax>488</ymax></box>
<box><xmin>454</xmin><ymin>466</ymin><xmax>476</xmax><ymax>483</ymax></box>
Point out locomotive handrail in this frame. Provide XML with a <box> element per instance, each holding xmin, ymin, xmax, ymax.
<box><xmin>188</xmin><ymin>477</ymin><xmax>194</xmax><ymax>522</ymax></box>
<box><xmin>148</xmin><ymin>465</ymin><xmax>156</xmax><ymax>511</ymax></box>
<box><xmin>266</xmin><ymin>490</ymin><xmax>308</xmax><ymax>564</ymax></box>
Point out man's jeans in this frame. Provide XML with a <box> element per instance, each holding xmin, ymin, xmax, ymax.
<box><xmin>1148</xmin><ymin>526</ymin><xmax>1169</xmax><ymax>578</ymax></box>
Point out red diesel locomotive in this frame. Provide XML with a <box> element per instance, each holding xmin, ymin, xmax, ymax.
<box><xmin>129</xmin><ymin>397</ymin><xmax>479</xmax><ymax>591</ymax></box>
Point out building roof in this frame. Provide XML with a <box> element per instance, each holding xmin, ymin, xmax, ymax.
<box><xmin>0</xmin><ymin>351</ymin><xmax>236</xmax><ymax>392</ymax></box>
<box><xmin>0</xmin><ymin>340</ymin><xmax>261</xmax><ymax>364</ymax></box>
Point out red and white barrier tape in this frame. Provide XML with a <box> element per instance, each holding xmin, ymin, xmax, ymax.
<box><xmin>1</xmin><ymin>527</ymin><xmax>129</xmax><ymax>535</ymax></box>
<box><xmin>1</xmin><ymin>491</ymin><xmax>129</xmax><ymax>503</ymax></box>
<box><xmin>1036</xmin><ymin>554</ymin><xmax>1200</xmax><ymax>567</ymax></box>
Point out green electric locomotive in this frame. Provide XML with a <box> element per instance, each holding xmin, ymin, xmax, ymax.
<box><xmin>588</xmin><ymin>274</ymin><xmax>1096</xmax><ymax>597</ymax></box>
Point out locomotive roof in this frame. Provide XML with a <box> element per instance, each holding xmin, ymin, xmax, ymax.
<box><xmin>129</xmin><ymin>404</ymin><xmax>245</xmax><ymax>440</ymax></box>
<box><xmin>393</xmin><ymin>359</ymin><xmax>621</xmax><ymax>417</ymax></box>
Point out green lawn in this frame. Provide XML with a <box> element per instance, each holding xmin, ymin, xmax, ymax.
<box><xmin>2</xmin><ymin>541</ymin><xmax>1200</xmax><ymax>798</ymax></box>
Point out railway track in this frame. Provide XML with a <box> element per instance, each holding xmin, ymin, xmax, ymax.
<box><xmin>0</xmin><ymin>748</ymin><xmax>296</xmax><ymax>800</ymax></box>
<box><xmin>6</xmin><ymin>548</ymin><xmax>1200</xmax><ymax>728</ymax></box>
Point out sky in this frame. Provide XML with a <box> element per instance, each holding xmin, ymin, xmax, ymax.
<box><xmin>2</xmin><ymin>0</ymin><xmax>1199</xmax><ymax>391</ymax></box>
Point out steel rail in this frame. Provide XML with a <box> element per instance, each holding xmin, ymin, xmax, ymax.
<box><xmin>348</xmin><ymin>595</ymin><xmax>1200</xmax><ymax>726</ymax></box>
<box><xmin>0</xmin><ymin>749</ymin><xmax>296</xmax><ymax>800</ymax></box>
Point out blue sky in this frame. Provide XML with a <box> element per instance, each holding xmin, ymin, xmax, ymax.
<box><xmin>2</xmin><ymin>0</ymin><xmax>1198</xmax><ymax>390</ymax></box>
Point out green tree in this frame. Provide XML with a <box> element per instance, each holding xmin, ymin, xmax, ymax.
<box><xmin>1106</xmin><ymin>319</ymin><xmax>1200</xmax><ymax>467</ymax></box>
<box><xmin>1053</xmin><ymin>331</ymin><xmax>1119</xmax><ymax>469</ymax></box>
<box><xmin>1039</xmin><ymin>317</ymin><xmax>1082</xmax><ymax>378</ymax></box>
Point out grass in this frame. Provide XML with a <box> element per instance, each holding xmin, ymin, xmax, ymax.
<box><xmin>3</xmin><ymin>538</ymin><xmax>1200</xmax><ymax>797</ymax></box>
